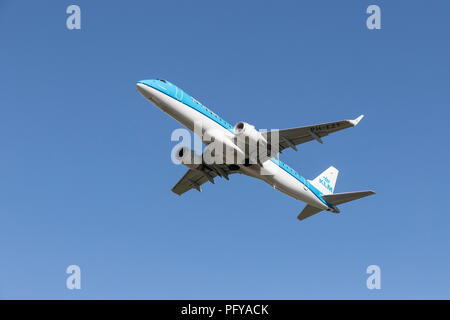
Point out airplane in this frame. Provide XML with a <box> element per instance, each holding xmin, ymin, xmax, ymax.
<box><xmin>136</xmin><ymin>79</ymin><xmax>375</xmax><ymax>221</ymax></box>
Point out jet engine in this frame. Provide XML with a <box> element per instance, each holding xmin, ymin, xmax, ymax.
<box><xmin>233</xmin><ymin>122</ymin><xmax>269</xmax><ymax>165</ymax></box>
<box><xmin>234</xmin><ymin>122</ymin><xmax>267</xmax><ymax>146</ymax></box>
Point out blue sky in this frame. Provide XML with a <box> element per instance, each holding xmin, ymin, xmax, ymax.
<box><xmin>0</xmin><ymin>1</ymin><xmax>449</xmax><ymax>299</ymax></box>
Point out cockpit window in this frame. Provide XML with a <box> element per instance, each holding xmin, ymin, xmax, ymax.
<box><xmin>157</xmin><ymin>79</ymin><xmax>167</xmax><ymax>83</ymax></box>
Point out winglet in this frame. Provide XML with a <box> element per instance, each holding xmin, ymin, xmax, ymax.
<box><xmin>350</xmin><ymin>114</ymin><xmax>364</xmax><ymax>126</ymax></box>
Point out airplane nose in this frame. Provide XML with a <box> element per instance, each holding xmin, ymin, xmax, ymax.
<box><xmin>136</xmin><ymin>82</ymin><xmax>147</xmax><ymax>94</ymax></box>
<box><xmin>136</xmin><ymin>81</ymin><xmax>154</xmax><ymax>100</ymax></box>
<box><xmin>136</xmin><ymin>80</ymin><xmax>159</xmax><ymax>103</ymax></box>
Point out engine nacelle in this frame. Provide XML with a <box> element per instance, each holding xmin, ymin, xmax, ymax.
<box><xmin>175</xmin><ymin>146</ymin><xmax>203</xmax><ymax>169</ymax></box>
<box><xmin>234</xmin><ymin>121</ymin><xmax>267</xmax><ymax>148</ymax></box>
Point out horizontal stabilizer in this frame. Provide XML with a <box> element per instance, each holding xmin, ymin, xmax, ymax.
<box><xmin>297</xmin><ymin>205</ymin><xmax>323</xmax><ymax>221</ymax></box>
<box><xmin>322</xmin><ymin>190</ymin><xmax>375</xmax><ymax>206</ymax></box>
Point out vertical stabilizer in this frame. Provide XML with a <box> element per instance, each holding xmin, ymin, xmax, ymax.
<box><xmin>309</xmin><ymin>166</ymin><xmax>339</xmax><ymax>195</ymax></box>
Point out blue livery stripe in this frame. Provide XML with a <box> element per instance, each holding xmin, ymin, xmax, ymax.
<box><xmin>138</xmin><ymin>80</ymin><xmax>235</xmax><ymax>132</ymax></box>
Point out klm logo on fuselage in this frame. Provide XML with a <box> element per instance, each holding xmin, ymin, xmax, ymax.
<box><xmin>319</xmin><ymin>176</ymin><xmax>333</xmax><ymax>193</ymax></box>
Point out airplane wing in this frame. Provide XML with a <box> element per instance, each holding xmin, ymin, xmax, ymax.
<box><xmin>171</xmin><ymin>164</ymin><xmax>237</xmax><ymax>196</ymax></box>
<box><xmin>263</xmin><ymin>115</ymin><xmax>364</xmax><ymax>153</ymax></box>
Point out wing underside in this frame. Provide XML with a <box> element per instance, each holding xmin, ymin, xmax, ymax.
<box><xmin>171</xmin><ymin>164</ymin><xmax>237</xmax><ymax>196</ymax></box>
<box><xmin>264</xmin><ymin>115</ymin><xmax>364</xmax><ymax>153</ymax></box>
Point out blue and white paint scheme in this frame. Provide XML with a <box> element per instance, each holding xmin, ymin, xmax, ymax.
<box><xmin>137</xmin><ymin>79</ymin><xmax>375</xmax><ymax>221</ymax></box>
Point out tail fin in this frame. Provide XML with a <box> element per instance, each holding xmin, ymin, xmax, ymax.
<box><xmin>309</xmin><ymin>166</ymin><xmax>339</xmax><ymax>195</ymax></box>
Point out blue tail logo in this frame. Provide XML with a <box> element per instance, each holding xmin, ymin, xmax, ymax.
<box><xmin>319</xmin><ymin>176</ymin><xmax>333</xmax><ymax>193</ymax></box>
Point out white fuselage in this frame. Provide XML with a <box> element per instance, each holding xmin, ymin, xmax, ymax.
<box><xmin>137</xmin><ymin>83</ymin><xmax>331</xmax><ymax>211</ymax></box>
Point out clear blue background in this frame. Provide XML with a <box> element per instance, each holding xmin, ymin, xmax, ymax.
<box><xmin>0</xmin><ymin>0</ymin><xmax>449</xmax><ymax>299</ymax></box>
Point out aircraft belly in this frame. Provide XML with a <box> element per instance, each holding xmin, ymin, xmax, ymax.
<box><xmin>263</xmin><ymin>162</ymin><xmax>326</xmax><ymax>209</ymax></box>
